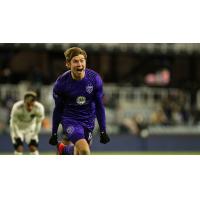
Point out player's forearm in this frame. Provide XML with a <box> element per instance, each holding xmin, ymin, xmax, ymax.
<box><xmin>52</xmin><ymin>106</ymin><xmax>62</xmax><ymax>134</ymax></box>
<box><xmin>94</xmin><ymin>75</ymin><xmax>106</xmax><ymax>132</ymax></box>
<box><xmin>96</xmin><ymin>103</ymin><xmax>106</xmax><ymax>132</ymax></box>
<box><xmin>34</xmin><ymin>121</ymin><xmax>42</xmax><ymax>134</ymax></box>
<box><xmin>10</xmin><ymin>120</ymin><xmax>19</xmax><ymax>137</ymax></box>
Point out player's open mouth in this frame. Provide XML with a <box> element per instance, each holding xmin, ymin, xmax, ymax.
<box><xmin>77</xmin><ymin>68</ymin><xmax>84</xmax><ymax>72</ymax></box>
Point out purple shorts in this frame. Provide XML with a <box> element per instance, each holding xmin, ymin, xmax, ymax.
<box><xmin>61</xmin><ymin>119</ymin><xmax>93</xmax><ymax>145</ymax></box>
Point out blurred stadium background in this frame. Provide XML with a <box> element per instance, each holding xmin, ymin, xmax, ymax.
<box><xmin>1</xmin><ymin>43</ymin><xmax>200</xmax><ymax>154</ymax></box>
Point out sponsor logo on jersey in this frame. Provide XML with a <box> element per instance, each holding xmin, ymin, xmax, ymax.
<box><xmin>86</xmin><ymin>85</ymin><xmax>93</xmax><ymax>94</ymax></box>
<box><xmin>66</xmin><ymin>126</ymin><xmax>74</xmax><ymax>135</ymax></box>
<box><xmin>76</xmin><ymin>96</ymin><xmax>86</xmax><ymax>105</ymax></box>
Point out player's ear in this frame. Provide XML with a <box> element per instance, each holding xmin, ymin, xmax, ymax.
<box><xmin>65</xmin><ymin>61</ymin><xmax>70</xmax><ymax>69</ymax></box>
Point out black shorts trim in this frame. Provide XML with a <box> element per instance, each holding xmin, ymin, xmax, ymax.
<box><xmin>28</xmin><ymin>139</ymin><xmax>39</xmax><ymax>147</ymax></box>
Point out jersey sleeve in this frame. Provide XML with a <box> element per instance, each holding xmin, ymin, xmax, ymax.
<box><xmin>52</xmin><ymin>81</ymin><xmax>64</xmax><ymax>134</ymax></box>
<box><xmin>94</xmin><ymin>74</ymin><xmax>106</xmax><ymax>132</ymax></box>
<box><xmin>34</xmin><ymin>103</ymin><xmax>45</xmax><ymax>134</ymax></box>
<box><xmin>10</xmin><ymin>103</ymin><xmax>20</xmax><ymax>137</ymax></box>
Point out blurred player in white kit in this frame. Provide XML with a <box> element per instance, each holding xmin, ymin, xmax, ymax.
<box><xmin>10</xmin><ymin>91</ymin><xmax>45</xmax><ymax>155</ymax></box>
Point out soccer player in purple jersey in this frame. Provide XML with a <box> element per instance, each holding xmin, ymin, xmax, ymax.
<box><xmin>49</xmin><ymin>47</ymin><xmax>110</xmax><ymax>155</ymax></box>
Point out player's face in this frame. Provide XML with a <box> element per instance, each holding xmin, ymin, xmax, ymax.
<box><xmin>67</xmin><ymin>54</ymin><xmax>86</xmax><ymax>80</ymax></box>
<box><xmin>24</xmin><ymin>98</ymin><xmax>35</xmax><ymax>112</ymax></box>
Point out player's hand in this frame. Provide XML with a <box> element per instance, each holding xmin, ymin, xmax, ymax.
<box><xmin>49</xmin><ymin>134</ymin><xmax>58</xmax><ymax>146</ymax></box>
<box><xmin>100</xmin><ymin>131</ymin><xmax>110</xmax><ymax>144</ymax></box>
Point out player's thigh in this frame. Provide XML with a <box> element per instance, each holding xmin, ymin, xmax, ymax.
<box><xmin>62</xmin><ymin>120</ymin><xmax>85</xmax><ymax>144</ymax></box>
<box><xmin>75</xmin><ymin>139</ymin><xmax>90</xmax><ymax>155</ymax></box>
<box><xmin>73</xmin><ymin>146</ymin><xmax>78</xmax><ymax>155</ymax></box>
<box><xmin>25</xmin><ymin>129</ymin><xmax>39</xmax><ymax>145</ymax></box>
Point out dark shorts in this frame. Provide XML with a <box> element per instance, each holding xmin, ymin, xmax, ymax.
<box><xmin>13</xmin><ymin>138</ymin><xmax>38</xmax><ymax>149</ymax></box>
<box><xmin>61</xmin><ymin>119</ymin><xmax>93</xmax><ymax>145</ymax></box>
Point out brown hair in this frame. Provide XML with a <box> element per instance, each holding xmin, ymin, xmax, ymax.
<box><xmin>64</xmin><ymin>47</ymin><xmax>87</xmax><ymax>62</ymax></box>
<box><xmin>24</xmin><ymin>91</ymin><xmax>37</xmax><ymax>101</ymax></box>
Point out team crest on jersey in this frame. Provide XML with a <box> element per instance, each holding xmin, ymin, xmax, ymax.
<box><xmin>86</xmin><ymin>85</ymin><xmax>93</xmax><ymax>94</ymax></box>
<box><xmin>66</xmin><ymin>126</ymin><xmax>74</xmax><ymax>135</ymax></box>
<box><xmin>76</xmin><ymin>96</ymin><xmax>86</xmax><ymax>105</ymax></box>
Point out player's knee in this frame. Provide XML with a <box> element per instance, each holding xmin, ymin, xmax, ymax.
<box><xmin>14</xmin><ymin>138</ymin><xmax>24</xmax><ymax>152</ymax></box>
<box><xmin>28</xmin><ymin>139</ymin><xmax>38</xmax><ymax>152</ymax></box>
<box><xmin>77</xmin><ymin>146</ymin><xmax>90</xmax><ymax>155</ymax></box>
<box><xmin>29</xmin><ymin>145</ymin><xmax>37</xmax><ymax>152</ymax></box>
<box><xmin>79</xmin><ymin>149</ymin><xmax>90</xmax><ymax>155</ymax></box>
<box><xmin>16</xmin><ymin>145</ymin><xmax>24</xmax><ymax>153</ymax></box>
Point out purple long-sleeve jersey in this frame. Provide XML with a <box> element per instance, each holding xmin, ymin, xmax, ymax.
<box><xmin>52</xmin><ymin>69</ymin><xmax>106</xmax><ymax>134</ymax></box>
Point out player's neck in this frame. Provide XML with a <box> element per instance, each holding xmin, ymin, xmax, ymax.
<box><xmin>71</xmin><ymin>71</ymin><xmax>85</xmax><ymax>80</ymax></box>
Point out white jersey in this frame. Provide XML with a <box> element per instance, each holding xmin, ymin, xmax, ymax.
<box><xmin>10</xmin><ymin>100</ymin><xmax>45</xmax><ymax>143</ymax></box>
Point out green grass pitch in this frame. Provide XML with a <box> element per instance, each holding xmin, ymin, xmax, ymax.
<box><xmin>1</xmin><ymin>151</ymin><xmax>200</xmax><ymax>155</ymax></box>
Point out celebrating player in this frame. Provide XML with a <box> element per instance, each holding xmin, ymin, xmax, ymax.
<box><xmin>10</xmin><ymin>91</ymin><xmax>45</xmax><ymax>155</ymax></box>
<box><xmin>49</xmin><ymin>47</ymin><xmax>110</xmax><ymax>155</ymax></box>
